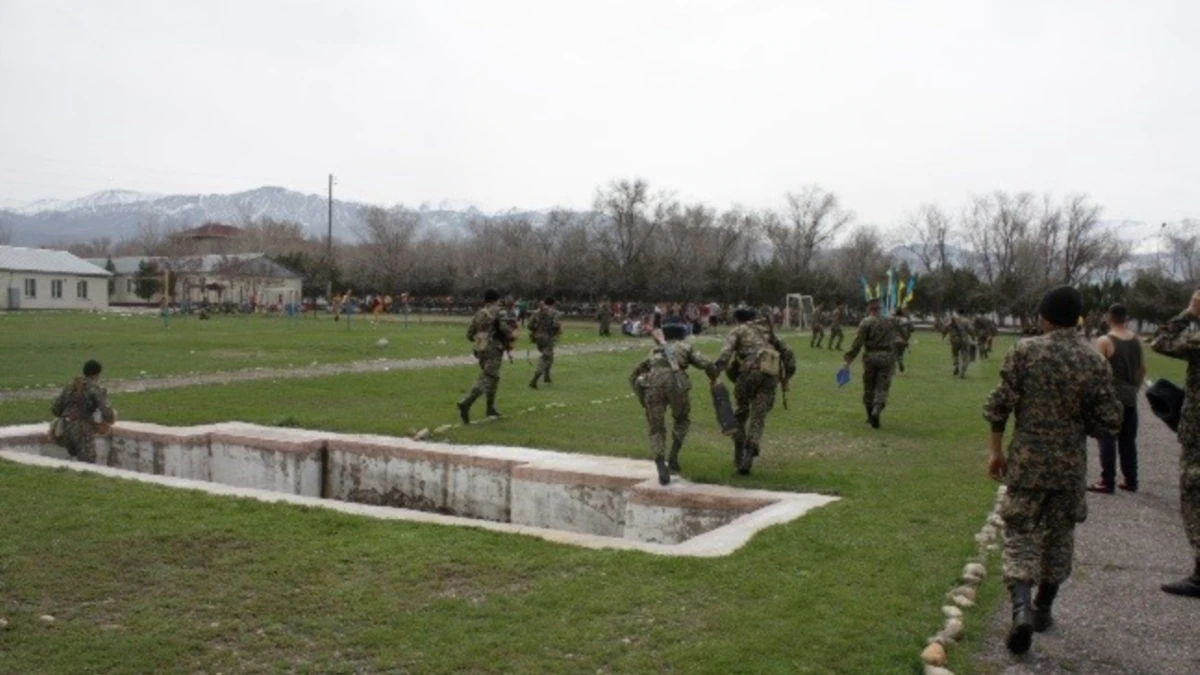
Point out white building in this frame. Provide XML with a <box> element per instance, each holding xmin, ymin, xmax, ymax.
<box><xmin>91</xmin><ymin>253</ymin><xmax>302</xmax><ymax>306</ymax></box>
<box><xmin>0</xmin><ymin>245</ymin><xmax>112</xmax><ymax>311</ymax></box>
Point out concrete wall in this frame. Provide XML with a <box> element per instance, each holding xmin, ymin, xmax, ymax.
<box><xmin>4</xmin><ymin>271</ymin><xmax>110</xmax><ymax>310</ymax></box>
<box><xmin>0</xmin><ymin>422</ymin><xmax>840</xmax><ymax>556</ymax></box>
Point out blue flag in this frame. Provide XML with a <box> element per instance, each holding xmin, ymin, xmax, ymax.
<box><xmin>836</xmin><ymin>366</ymin><xmax>851</xmax><ymax>387</ymax></box>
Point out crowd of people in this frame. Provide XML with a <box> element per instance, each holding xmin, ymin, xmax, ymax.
<box><xmin>46</xmin><ymin>284</ymin><xmax>1200</xmax><ymax>661</ymax></box>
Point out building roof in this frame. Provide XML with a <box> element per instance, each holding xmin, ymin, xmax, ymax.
<box><xmin>0</xmin><ymin>245</ymin><xmax>112</xmax><ymax>277</ymax></box>
<box><xmin>179</xmin><ymin>223</ymin><xmax>243</xmax><ymax>239</ymax></box>
<box><xmin>87</xmin><ymin>253</ymin><xmax>300</xmax><ymax>279</ymax></box>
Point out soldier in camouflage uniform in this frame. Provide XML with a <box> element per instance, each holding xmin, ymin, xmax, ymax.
<box><xmin>1149</xmin><ymin>289</ymin><xmax>1200</xmax><ymax>598</ymax></box>
<box><xmin>843</xmin><ymin>298</ymin><xmax>897</xmax><ymax>428</ymax></box>
<box><xmin>50</xmin><ymin>360</ymin><xmax>116</xmax><ymax>463</ymax></box>
<box><xmin>597</xmin><ymin>299</ymin><xmax>613</xmax><ymax>336</ymax></box>
<box><xmin>711</xmin><ymin>307</ymin><xmax>796</xmax><ymax>475</ymax></box>
<box><xmin>948</xmin><ymin>308</ymin><xmax>977</xmax><ymax>378</ymax></box>
<box><xmin>891</xmin><ymin>307</ymin><xmax>914</xmax><ymax>373</ymax></box>
<box><xmin>974</xmin><ymin>314</ymin><xmax>998</xmax><ymax>360</ymax></box>
<box><xmin>457</xmin><ymin>289</ymin><xmax>515</xmax><ymax>424</ymax></box>
<box><xmin>528</xmin><ymin>297</ymin><xmax>562</xmax><ymax>389</ymax></box>
<box><xmin>810</xmin><ymin>305</ymin><xmax>826</xmax><ymax>348</ymax></box>
<box><xmin>828</xmin><ymin>304</ymin><xmax>846</xmax><ymax>351</ymax></box>
<box><xmin>629</xmin><ymin>323</ymin><xmax>716</xmax><ymax>485</ymax></box>
<box><xmin>983</xmin><ymin>286</ymin><xmax>1123</xmax><ymax>654</ymax></box>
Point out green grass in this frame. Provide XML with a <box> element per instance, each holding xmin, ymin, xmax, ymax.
<box><xmin>0</xmin><ymin>327</ymin><xmax>1187</xmax><ymax>674</ymax></box>
<box><xmin>0</xmin><ymin>311</ymin><xmax>617</xmax><ymax>390</ymax></box>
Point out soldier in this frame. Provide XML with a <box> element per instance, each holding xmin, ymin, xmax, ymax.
<box><xmin>457</xmin><ymin>289</ymin><xmax>515</xmax><ymax>424</ymax></box>
<box><xmin>948</xmin><ymin>308</ymin><xmax>976</xmax><ymax>378</ymax></box>
<box><xmin>1149</xmin><ymin>289</ymin><xmax>1200</xmax><ymax>598</ymax></box>
<box><xmin>528</xmin><ymin>297</ymin><xmax>562</xmax><ymax>389</ymax></box>
<box><xmin>983</xmin><ymin>286</ymin><xmax>1123</xmax><ymax>654</ymax></box>
<box><xmin>891</xmin><ymin>307</ymin><xmax>914</xmax><ymax>373</ymax></box>
<box><xmin>629</xmin><ymin>323</ymin><xmax>715</xmax><ymax>485</ymax></box>
<box><xmin>50</xmin><ymin>359</ymin><xmax>116</xmax><ymax>463</ymax></box>
<box><xmin>843</xmin><ymin>298</ymin><xmax>897</xmax><ymax>428</ymax></box>
<box><xmin>711</xmin><ymin>307</ymin><xmax>795</xmax><ymax>475</ymax></box>
<box><xmin>597</xmin><ymin>299</ymin><xmax>613</xmax><ymax>336</ymax></box>
<box><xmin>974</xmin><ymin>314</ymin><xmax>997</xmax><ymax>359</ymax></box>
<box><xmin>828</xmin><ymin>304</ymin><xmax>846</xmax><ymax>351</ymax></box>
<box><xmin>810</xmin><ymin>305</ymin><xmax>826</xmax><ymax>348</ymax></box>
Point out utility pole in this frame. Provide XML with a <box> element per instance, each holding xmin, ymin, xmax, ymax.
<box><xmin>326</xmin><ymin>173</ymin><xmax>334</xmax><ymax>307</ymax></box>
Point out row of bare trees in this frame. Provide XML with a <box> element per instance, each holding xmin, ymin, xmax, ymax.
<box><xmin>32</xmin><ymin>179</ymin><xmax>1196</xmax><ymax>317</ymax></box>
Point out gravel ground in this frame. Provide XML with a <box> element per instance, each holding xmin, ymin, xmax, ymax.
<box><xmin>972</xmin><ymin>397</ymin><xmax>1200</xmax><ymax>675</ymax></box>
<box><xmin>0</xmin><ymin>338</ymin><xmax>675</xmax><ymax>403</ymax></box>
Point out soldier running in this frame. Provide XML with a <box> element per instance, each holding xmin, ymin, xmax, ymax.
<box><xmin>843</xmin><ymin>297</ymin><xmax>897</xmax><ymax>428</ymax></box>
<box><xmin>828</xmin><ymin>304</ymin><xmax>846</xmax><ymax>351</ymax></box>
<box><xmin>528</xmin><ymin>297</ymin><xmax>562</xmax><ymax>389</ymax></box>
<box><xmin>629</xmin><ymin>323</ymin><xmax>715</xmax><ymax>485</ymax></box>
<box><xmin>597</xmin><ymin>298</ymin><xmax>613</xmax><ymax>336</ymax></box>
<box><xmin>810</xmin><ymin>305</ymin><xmax>826</xmax><ymax>348</ymax></box>
<box><xmin>948</xmin><ymin>308</ymin><xmax>976</xmax><ymax>377</ymax></box>
<box><xmin>711</xmin><ymin>307</ymin><xmax>796</xmax><ymax>475</ymax></box>
<box><xmin>50</xmin><ymin>359</ymin><xmax>116</xmax><ymax>463</ymax></box>
<box><xmin>891</xmin><ymin>307</ymin><xmax>914</xmax><ymax>373</ymax></box>
<box><xmin>457</xmin><ymin>289</ymin><xmax>515</xmax><ymax>423</ymax></box>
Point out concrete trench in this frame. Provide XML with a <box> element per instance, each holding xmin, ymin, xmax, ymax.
<box><xmin>0</xmin><ymin>422</ymin><xmax>838</xmax><ymax>557</ymax></box>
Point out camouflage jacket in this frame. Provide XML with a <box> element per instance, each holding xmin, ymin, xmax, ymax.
<box><xmin>845</xmin><ymin>315</ymin><xmax>896</xmax><ymax>361</ymax></box>
<box><xmin>811</xmin><ymin>309</ymin><xmax>825</xmax><ymax>328</ymax></box>
<box><xmin>629</xmin><ymin>341</ymin><xmax>713</xmax><ymax>392</ymax></box>
<box><xmin>831</xmin><ymin>307</ymin><xmax>844</xmax><ymax>328</ymax></box>
<box><xmin>50</xmin><ymin>377</ymin><xmax>114</xmax><ymax>431</ymax></box>
<box><xmin>527</xmin><ymin>308</ymin><xmax>561</xmax><ymax>346</ymax></box>
<box><xmin>467</xmin><ymin>304</ymin><xmax>514</xmax><ymax>353</ymax></box>
<box><xmin>983</xmin><ymin>327</ymin><xmax>1123</xmax><ymax>490</ymax></box>
<box><xmin>712</xmin><ymin>323</ymin><xmax>795</xmax><ymax>380</ymax></box>
<box><xmin>948</xmin><ymin>316</ymin><xmax>976</xmax><ymax>345</ymax></box>
<box><xmin>890</xmin><ymin>316</ymin><xmax>914</xmax><ymax>346</ymax></box>
<box><xmin>1151</xmin><ymin>311</ymin><xmax>1200</xmax><ymax>447</ymax></box>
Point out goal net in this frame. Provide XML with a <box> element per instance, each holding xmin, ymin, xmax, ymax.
<box><xmin>783</xmin><ymin>294</ymin><xmax>814</xmax><ymax>330</ymax></box>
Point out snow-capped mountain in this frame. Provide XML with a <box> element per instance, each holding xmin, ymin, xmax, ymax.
<box><xmin>0</xmin><ymin>186</ymin><xmax>369</xmax><ymax>245</ymax></box>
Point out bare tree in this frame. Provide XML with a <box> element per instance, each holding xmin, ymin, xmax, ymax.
<box><xmin>591</xmin><ymin>179</ymin><xmax>669</xmax><ymax>294</ymax></box>
<box><xmin>0</xmin><ymin>222</ymin><xmax>13</xmax><ymax>246</ymax></box>
<box><xmin>1165</xmin><ymin>220</ymin><xmax>1200</xmax><ymax>286</ymax></box>
<box><xmin>1059</xmin><ymin>194</ymin><xmax>1109</xmax><ymax>284</ymax></box>
<box><xmin>765</xmin><ymin>185</ymin><xmax>853</xmax><ymax>286</ymax></box>
<box><xmin>357</xmin><ymin>205</ymin><xmax>422</xmax><ymax>292</ymax></box>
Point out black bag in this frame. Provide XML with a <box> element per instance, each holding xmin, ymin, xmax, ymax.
<box><xmin>711</xmin><ymin>382</ymin><xmax>738</xmax><ymax>436</ymax></box>
<box><xmin>1146</xmin><ymin>378</ymin><xmax>1185</xmax><ymax>432</ymax></box>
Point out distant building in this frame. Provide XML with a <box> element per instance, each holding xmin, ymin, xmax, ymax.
<box><xmin>92</xmin><ymin>253</ymin><xmax>302</xmax><ymax>306</ymax></box>
<box><xmin>0</xmin><ymin>245</ymin><xmax>112</xmax><ymax>310</ymax></box>
<box><xmin>174</xmin><ymin>223</ymin><xmax>243</xmax><ymax>255</ymax></box>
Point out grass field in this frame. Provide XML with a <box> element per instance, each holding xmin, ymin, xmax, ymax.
<box><xmin>0</xmin><ymin>320</ymin><xmax>1187</xmax><ymax>674</ymax></box>
<box><xmin>0</xmin><ymin>311</ymin><xmax>616</xmax><ymax>390</ymax></box>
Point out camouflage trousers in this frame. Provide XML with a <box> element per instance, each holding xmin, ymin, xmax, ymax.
<box><xmin>466</xmin><ymin>348</ymin><xmax>504</xmax><ymax>401</ymax></box>
<box><xmin>733</xmin><ymin>371</ymin><xmax>777</xmax><ymax>452</ymax></box>
<box><xmin>63</xmin><ymin>422</ymin><xmax>97</xmax><ymax>463</ymax></box>
<box><xmin>951</xmin><ymin>341</ymin><xmax>971</xmax><ymax>374</ymax></box>
<box><xmin>599</xmin><ymin>318</ymin><xmax>611</xmax><ymax>336</ymax></box>
<box><xmin>828</xmin><ymin>327</ymin><xmax>843</xmax><ymax>350</ymax></box>
<box><xmin>643</xmin><ymin>386</ymin><xmax>690</xmax><ymax>460</ymax></box>
<box><xmin>1181</xmin><ymin>442</ymin><xmax>1200</xmax><ymax>557</ymax></box>
<box><xmin>534</xmin><ymin>341</ymin><xmax>555</xmax><ymax>379</ymax></box>
<box><xmin>811</xmin><ymin>327</ymin><xmax>825</xmax><ymax>348</ymax></box>
<box><xmin>1001</xmin><ymin>486</ymin><xmax>1087</xmax><ymax>585</ymax></box>
<box><xmin>862</xmin><ymin>351</ymin><xmax>895</xmax><ymax>410</ymax></box>
<box><xmin>894</xmin><ymin>344</ymin><xmax>909</xmax><ymax>371</ymax></box>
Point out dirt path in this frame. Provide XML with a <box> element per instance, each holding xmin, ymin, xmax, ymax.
<box><xmin>1</xmin><ymin>337</ymin><xmax>723</xmax><ymax>403</ymax></box>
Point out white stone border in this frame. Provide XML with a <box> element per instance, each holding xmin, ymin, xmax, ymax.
<box><xmin>919</xmin><ymin>485</ymin><xmax>1005</xmax><ymax>675</ymax></box>
<box><xmin>0</xmin><ymin>429</ymin><xmax>839</xmax><ymax>558</ymax></box>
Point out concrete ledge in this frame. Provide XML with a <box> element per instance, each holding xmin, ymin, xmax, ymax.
<box><xmin>0</xmin><ymin>422</ymin><xmax>840</xmax><ymax>557</ymax></box>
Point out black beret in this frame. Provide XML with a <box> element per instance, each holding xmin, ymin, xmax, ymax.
<box><xmin>1037</xmin><ymin>285</ymin><xmax>1083</xmax><ymax>328</ymax></box>
<box><xmin>662</xmin><ymin>324</ymin><xmax>687</xmax><ymax>341</ymax></box>
<box><xmin>484</xmin><ymin>289</ymin><xmax>500</xmax><ymax>303</ymax></box>
<box><xmin>733</xmin><ymin>307</ymin><xmax>757</xmax><ymax>322</ymax></box>
<box><xmin>83</xmin><ymin>360</ymin><xmax>102</xmax><ymax>377</ymax></box>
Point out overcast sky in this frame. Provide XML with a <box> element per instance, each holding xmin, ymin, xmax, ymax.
<box><xmin>1</xmin><ymin>0</ymin><xmax>1196</xmax><ymax>240</ymax></box>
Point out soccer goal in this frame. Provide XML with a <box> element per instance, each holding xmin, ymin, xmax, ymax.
<box><xmin>783</xmin><ymin>293</ymin><xmax>814</xmax><ymax>330</ymax></box>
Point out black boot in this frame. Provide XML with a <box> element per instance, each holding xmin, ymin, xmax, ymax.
<box><xmin>1032</xmin><ymin>582</ymin><xmax>1059</xmax><ymax>632</ymax></box>
<box><xmin>456</xmin><ymin>398</ymin><xmax>473</xmax><ymax>425</ymax></box>
<box><xmin>668</xmin><ymin>437</ymin><xmax>683</xmax><ymax>473</ymax></box>
<box><xmin>485</xmin><ymin>393</ymin><xmax>501</xmax><ymax>418</ymax></box>
<box><xmin>870</xmin><ymin>404</ymin><xmax>883</xmax><ymax>429</ymax></box>
<box><xmin>898</xmin><ymin>360</ymin><xmax>905</xmax><ymax>373</ymax></box>
<box><xmin>654</xmin><ymin>455</ymin><xmax>670</xmax><ymax>485</ymax></box>
<box><xmin>732</xmin><ymin>436</ymin><xmax>745</xmax><ymax>471</ymax></box>
<box><xmin>865</xmin><ymin>404</ymin><xmax>874</xmax><ymax>424</ymax></box>
<box><xmin>737</xmin><ymin>442</ymin><xmax>755</xmax><ymax>475</ymax></box>
<box><xmin>529</xmin><ymin>374</ymin><xmax>539</xmax><ymax>389</ymax></box>
<box><xmin>1161</xmin><ymin>559</ymin><xmax>1200</xmax><ymax>598</ymax></box>
<box><xmin>1006</xmin><ymin>582</ymin><xmax>1034</xmax><ymax>654</ymax></box>
<box><xmin>543</xmin><ymin>372</ymin><xmax>552</xmax><ymax>384</ymax></box>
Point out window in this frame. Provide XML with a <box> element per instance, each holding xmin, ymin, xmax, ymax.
<box><xmin>51</xmin><ymin>279</ymin><xmax>64</xmax><ymax>299</ymax></box>
<box><xmin>77</xmin><ymin>280</ymin><xmax>88</xmax><ymax>299</ymax></box>
<box><xmin>23</xmin><ymin>279</ymin><xmax>36</xmax><ymax>298</ymax></box>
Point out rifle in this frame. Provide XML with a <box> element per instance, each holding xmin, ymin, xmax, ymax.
<box><xmin>650</xmin><ymin>329</ymin><xmax>687</xmax><ymax>391</ymax></box>
<box><xmin>764</xmin><ymin>311</ymin><xmax>789</xmax><ymax>410</ymax></box>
